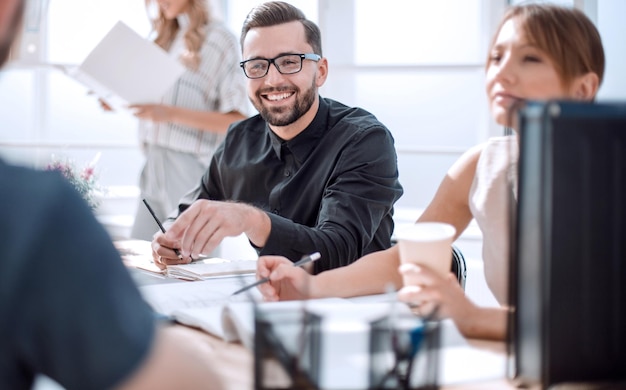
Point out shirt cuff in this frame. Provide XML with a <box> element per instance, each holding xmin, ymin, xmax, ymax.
<box><xmin>261</xmin><ymin>212</ymin><xmax>297</xmax><ymax>256</ymax></box>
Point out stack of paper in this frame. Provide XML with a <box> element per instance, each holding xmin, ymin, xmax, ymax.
<box><xmin>166</xmin><ymin>259</ymin><xmax>258</xmax><ymax>281</ymax></box>
<box><xmin>115</xmin><ymin>239</ymin><xmax>165</xmax><ymax>276</ymax></box>
<box><xmin>115</xmin><ymin>239</ymin><xmax>258</xmax><ymax>281</ymax></box>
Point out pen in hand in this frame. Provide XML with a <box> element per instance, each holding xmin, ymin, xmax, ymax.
<box><xmin>231</xmin><ymin>252</ymin><xmax>321</xmax><ymax>296</ymax></box>
<box><xmin>142</xmin><ymin>199</ymin><xmax>184</xmax><ymax>261</ymax></box>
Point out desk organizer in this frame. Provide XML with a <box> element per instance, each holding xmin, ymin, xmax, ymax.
<box><xmin>254</xmin><ymin>306</ymin><xmax>321</xmax><ymax>389</ymax></box>
<box><xmin>253</xmin><ymin>303</ymin><xmax>440</xmax><ymax>390</ymax></box>
<box><xmin>369</xmin><ymin>314</ymin><xmax>440</xmax><ymax>390</ymax></box>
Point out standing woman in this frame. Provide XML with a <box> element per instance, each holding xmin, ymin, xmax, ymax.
<box><xmin>129</xmin><ymin>0</ymin><xmax>248</xmax><ymax>240</ymax></box>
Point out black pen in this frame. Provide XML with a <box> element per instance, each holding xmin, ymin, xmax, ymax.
<box><xmin>142</xmin><ymin>199</ymin><xmax>184</xmax><ymax>260</ymax></box>
<box><xmin>231</xmin><ymin>252</ymin><xmax>321</xmax><ymax>296</ymax></box>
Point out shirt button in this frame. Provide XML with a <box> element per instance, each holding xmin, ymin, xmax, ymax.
<box><xmin>284</xmin><ymin>170</ymin><xmax>290</xmax><ymax>177</ymax></box>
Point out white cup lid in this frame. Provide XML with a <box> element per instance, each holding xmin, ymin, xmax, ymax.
<box><xmin>394</xmin><ymin>222</ymin><xmax>456</xmax><ymax>242</ymax></box>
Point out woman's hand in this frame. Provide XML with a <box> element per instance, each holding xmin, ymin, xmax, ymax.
<box><xmin>257</xmin><ymin>256</ymin><xmax>315</xmax><ymax>301</ymax></box>
<box><xmin>398</xmin><ymin>263</ymin><xmax>508</xmax><ymax>340</ymax></box>
<box><xmin>98</xmin><ymin>98</ymin><xmax>114</xmax><ymax>112</ymax></box>
<box><xmin>130</xmin><ymin>103</ymin><xmax>172</xmax><ymax>123</ymax></box>
<box><xmin>397</xmin><ymin>263</ymin><xmax>473</xmax><ymax>320</ymax></box>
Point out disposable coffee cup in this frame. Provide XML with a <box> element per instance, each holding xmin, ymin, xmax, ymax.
<box><xmin>394</xmin><ymin>222</ymin><xmax>456</xmax><ymax>285</ymax></box>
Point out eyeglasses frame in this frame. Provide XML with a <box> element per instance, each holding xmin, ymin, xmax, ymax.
<box><xmin>239</xmin><ymin>53</ymin><xmax>322</xmax><ymax>79</ymax></box>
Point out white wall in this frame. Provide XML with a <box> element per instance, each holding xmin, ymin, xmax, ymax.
<box><xmin>596</xmin><ymin>0</ymin><xmax>626</xmax><ymax>100</ymax></box>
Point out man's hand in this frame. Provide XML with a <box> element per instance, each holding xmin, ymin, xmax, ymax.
<box><xmin>151</xmin><ymin>231</ymin><xmax>192</xmax><ymax>270</ymax></box>
<box><xmin>165</xmin><ymin>200</ymin><xmax>270</xmax><ymax>259</ymax></box>
<box><xmin>257</xmin><ymin>256</ymin><xmax>314</xmax><ymax>301</ymax></box>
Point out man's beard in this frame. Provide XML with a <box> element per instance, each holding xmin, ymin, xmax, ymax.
<box><xmin>252</xmin><ymin>78</ymin><xmax>317</xmax><ymax>127</ymax></box>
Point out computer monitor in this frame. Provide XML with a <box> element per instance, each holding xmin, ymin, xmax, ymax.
<box><xmin>510</xmin><ymin>101</ymin><xmax>626</xmax><ymax>388</ymax></box>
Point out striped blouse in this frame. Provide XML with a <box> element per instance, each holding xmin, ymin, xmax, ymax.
<box><xmin>139</xmin><ymin>19</ymin><xmax>249</xmax><ymax>162</ymax></box>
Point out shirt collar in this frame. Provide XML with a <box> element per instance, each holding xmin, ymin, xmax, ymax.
<box><xmin>268</xmin><ymin>96</ymin><xmax>329</xmax><ymax>162</ymax></box>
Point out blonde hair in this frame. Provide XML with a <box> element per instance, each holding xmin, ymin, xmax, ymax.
<box><xmin>145</xmin><ymin>0</ymin><xmax>211</xmax><ymax>70</ymax></box>
<box><xmin>489</xmin><ymin>3</ymin><xmax>605</xmax><ymax>89</ymax></box>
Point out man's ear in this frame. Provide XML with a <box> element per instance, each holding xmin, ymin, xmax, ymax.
<box><xmin>572</xmin><ymin>72</ymin><xmax>600</xmax><ymax>100</ymax></box>
<box><xmin>315</xmin><ymin>57</ymin><xmax>329</xmax><ymax>87</ymax></box>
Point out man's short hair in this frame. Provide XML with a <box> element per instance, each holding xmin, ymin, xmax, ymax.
<box><xmin>240</xmin><ymin>1</ymin><xmax>322</xmax><ymax>56</ymax></box>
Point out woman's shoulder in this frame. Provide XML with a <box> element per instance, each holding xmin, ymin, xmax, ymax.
<box><xmin>458</xmin><ymin>142</ymin><xmax>487</xmax><ymax>169</ymax></box>
<box><xmin>450</xmin><ymin>137</ymin><xmax>511</xmax><ymax>183</ymax></box>
<box><xmin>483</xmin><ymin>135</ymin><xmax>518</xmax><ymax>149</ymax></box>
<box><xmin>201</xmin><ymin>21</ymin><xmax>239</xmax><ymax>54</ymax></box>
<box><xmin>463</xmin><ymin>135</ymin><xmax>517</xmax><ymax>165</ymax></box>
<box><xmin>478</xmin><ymin>135</ymin><xmax>518</xmax><ymax>163</ymax></box>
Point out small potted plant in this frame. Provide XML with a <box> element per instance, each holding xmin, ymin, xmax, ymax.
<box><xmin>46</xmin><ymin>153</ymin><xmax>104</xmax><ymax>211</ymax></box>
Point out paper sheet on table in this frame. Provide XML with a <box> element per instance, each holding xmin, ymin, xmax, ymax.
<box><xmin>64</xmin><ymin>21</ymin><xmax>185</xmax><ymax>111</ymax></box>
<box><xmin>167</xmin><ymin>259</ymin><xmax>258</xmax><ymax>281</ymax></box>
<box><xmin>115</xmin><ymin>239</ymin><xmax>165</xmax><ymax>276</ymax></box>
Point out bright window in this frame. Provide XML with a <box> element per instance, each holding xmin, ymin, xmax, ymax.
<box><xmin>2</xmin><ymin>0</ymin><xmax>498</xmax><ymax>209</ymax></box>
<box><xmin>354</xmin><ymin>0</ymin><xmax>484</xmax><ymax>65</ymax></box>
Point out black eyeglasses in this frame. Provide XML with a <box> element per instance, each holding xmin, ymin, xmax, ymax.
<box><xmin>239</xmin><ymin>53</ymin><xmax>321</xmax><ymax>79</ymax></box>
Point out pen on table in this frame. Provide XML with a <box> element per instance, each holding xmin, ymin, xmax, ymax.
<box><xmin>231</xmin><ymin>252</ymin><xmax>321</xmax><ymax>296</ymax></box>
<box><xmin>142</xmin><ymin>198</ymin><xmax>184</xmax><ymax>261</ymax></box>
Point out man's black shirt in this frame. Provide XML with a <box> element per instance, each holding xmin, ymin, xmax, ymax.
<box><xmin>175</xmin><ymin>97</ymin><xmax>403</xmax><ymax>273</ymax></box>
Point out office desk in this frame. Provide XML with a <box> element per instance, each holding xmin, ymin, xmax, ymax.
<box><xmin>178</xmin><ymin>324</ymin><xmax>515</xmax><ymax>390</ymax></box>
<box><xmin>129</xmin><ymin>265</ymin><xmax>515</xmax><ymax>390</ymax></box>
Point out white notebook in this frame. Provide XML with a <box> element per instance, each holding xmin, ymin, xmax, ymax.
<box><xmin>66</xmin><ymin>21</ymin><xmax>185</xmax><ymax>110</ymax></box>
<box><xmin>116</xmin><ymin>239</ymin><xmax>257</xmax><ymax>281</ymax></box>
<box><xmin>140</xmin><ymin>277</ymin><xmax>403</xmax><ymax>350</ymax></box>
<box><xmin>138</xmin><ymin>276</ymin><xmax>257</xmax><ymax>346</ymax></box>
<box><xmin>140</xmin><ymin>276</ymin><xmax>372</xmax><ymax>352</ymax></box>
<box><xmin>167</xmin><ymin>259</ymin><xmax>258</xmax><ymax>281</ymax></box>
